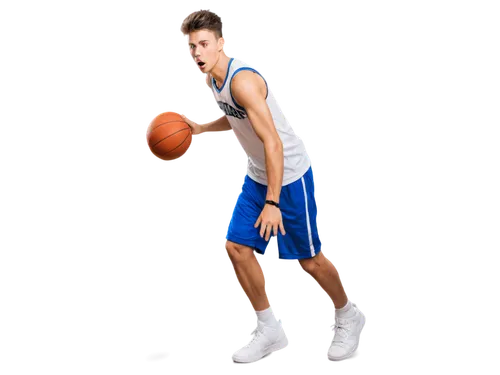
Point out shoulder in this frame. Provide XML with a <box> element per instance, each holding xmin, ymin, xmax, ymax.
<box><xmin>231</xmin><ymin>70</ymin><xmax>266</xmax><ymax>100</ymax></box>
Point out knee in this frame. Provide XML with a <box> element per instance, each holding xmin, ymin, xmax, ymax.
<box><xmin>225</xmin><ymin>241</ymin><xmax>253</xmax><ymax>264</ymax></box>
<box><xmin>299</xmin><ymin>252</ymin><xmax>324</xmax><ymax>274</ymax></box>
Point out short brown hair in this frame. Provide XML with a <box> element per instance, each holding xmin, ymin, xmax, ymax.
<box><xmin>180</xmin><ymin>9</ymin><xmax>223</xmax><ymax>39</ymax></box>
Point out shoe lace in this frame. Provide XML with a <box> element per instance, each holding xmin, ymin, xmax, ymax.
<box><xmin>246</xmin><ymin>326</ymin><xmax>263</xmax><ymax>346</ymax></box>
<box><xmin>331</xmin><ymin>317</ymin><xmax>351</xmax><ymax>343</ymax></box>
<box><xmin>245</xmin><ymin>322</ymin><xmax>265</xmax><ymax>348</ymax></box>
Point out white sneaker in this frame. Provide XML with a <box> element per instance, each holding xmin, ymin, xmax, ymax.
<box><xmin>232</xmin><ymin>319</ymin><xmax>288</xmax><ymax>363</ymax></box>
<box><xmin>328</xmin><ymin>303</ymin><xmax>366</xmax><ymax>361</ymax></box>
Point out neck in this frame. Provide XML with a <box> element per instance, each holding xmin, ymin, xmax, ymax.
<box><xmin>210</xmin><ymin>53</ymin><xmax>231</xmax><ymax>85</ymax></box>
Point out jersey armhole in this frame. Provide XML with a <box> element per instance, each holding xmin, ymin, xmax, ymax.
<box><xmin>229</xmin><ymin>68</ymin><xmax>269</xmax><ymax>111</ymax></box>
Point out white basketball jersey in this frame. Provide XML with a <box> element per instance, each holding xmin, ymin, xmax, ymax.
<box><xmin>210</xmin><ymin>57</ymin><xmax>311</xmax><ymax>186</ymax></box>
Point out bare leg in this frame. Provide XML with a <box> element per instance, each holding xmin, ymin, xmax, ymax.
<box><xmin>226</xmin><ymin>240</ymin><xmax>270</xmax><ymax>311</ymax></box>
<box><xmin>299</xmin><ymin>252</ymin><xmax>348</xmax><ymax>309</ymax></box>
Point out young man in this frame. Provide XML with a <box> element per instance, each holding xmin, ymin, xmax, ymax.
<box><xmin>180</xmin><ymin>10</ymin><xmax>366</xmax><ymax>363</ymax></box>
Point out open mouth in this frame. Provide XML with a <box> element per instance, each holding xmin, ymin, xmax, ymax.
<box><xmin>197</xmin><ymin>61</ymin><xmax>206</xmax><ymax>67</ymax></box>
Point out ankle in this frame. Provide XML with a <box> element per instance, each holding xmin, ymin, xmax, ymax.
<box><xmin>335</xmin><ymin>300</ymin><xmax>355</xmax><ymax>319</ymax></box>
<box><xmin>256</xmin><ymin>306</ymin><xmax>279</xmax><ymax>326</ymax></box>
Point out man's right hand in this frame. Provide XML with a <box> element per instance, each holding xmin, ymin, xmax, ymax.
<box><xmin>181</xmin><ymin>114</ymin><xmax>203</xmax><ymax>135</ymax></box>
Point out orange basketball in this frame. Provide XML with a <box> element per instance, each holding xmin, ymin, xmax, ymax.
<box><xmin>146</xmin><ymin>112</ymin><xmax>192</xmax><ymax>160</ymax></box>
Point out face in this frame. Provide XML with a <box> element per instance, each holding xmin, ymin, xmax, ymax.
<box><xmin>188</xmin><ymin>29</ymin><xmax>223</xmax><ymax>72</ymax></box>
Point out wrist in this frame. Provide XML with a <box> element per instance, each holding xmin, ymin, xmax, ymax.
<box><xmin>265</xmin><ymin>196</ymin><xmax>279</xmax><ymax>204</ymax></box>
<box><xmin>265</xmin><ymin>200</ymin><xmax>280</xmax><ymax>208</ymax></box>
<box><xmin>199</xmin><ymin>124</ymin><xmax>206</xmax><ymax>134</ymax></box>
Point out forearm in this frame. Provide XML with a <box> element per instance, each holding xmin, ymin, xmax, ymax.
<box><xmin>200</xmin><ymin>116</ymin><xmax>232</xmax><ymax>133</ymax></box>
<box><xmin>264</xmin><ymin>140</ymin><xmax>284</xmax><ymax>203</ymax></box>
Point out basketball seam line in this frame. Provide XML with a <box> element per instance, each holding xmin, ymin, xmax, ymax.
<box><xmin>157</xmin><ymin>131</ymin><xmax>191</xmax><ymax>156</ymax></box>
<box><xmin>153</xmin><ymin>128</ymin><xmax>190</xmax><ymax>147</ymax></box>
<box><xmin>150</xmin><ymin>119</ymin><xmax>187</xmax><ymax>131</ymax></box>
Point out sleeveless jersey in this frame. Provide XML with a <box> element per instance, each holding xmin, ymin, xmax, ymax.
<box><xmin>210</xmin><ymin>57</ymin><xmax>311</xmax><ymax>186</ymax></box>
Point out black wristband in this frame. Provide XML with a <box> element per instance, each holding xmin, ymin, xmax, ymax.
<box><xmin>265</xmin><ymin>200</ymin><xmax>280</xmax><ymax>208</ymax></box>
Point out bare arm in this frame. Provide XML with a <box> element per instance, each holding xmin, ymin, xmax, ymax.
<box><xmin>231</xmin><ymin>70</ymin><xmax>283</xmax><ymax>203</ymax></box>
<box><xmin>200</xmin><ymin>115</ymin><xmax>232</xmax><ymax>133</ymax></box>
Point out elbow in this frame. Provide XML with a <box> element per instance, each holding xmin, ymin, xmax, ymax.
<box><xmin>264</xmin><ymin>137</ymin><xmax>283</xmax><ymax>154</ymax></box>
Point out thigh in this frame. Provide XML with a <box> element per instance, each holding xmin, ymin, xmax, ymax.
<box><xmin>226</xmin><ymin>175</ymin><xmax>270</xmax><ymax>254</ymax></box>
<box><xmin>277</xmin><ymin>167</ymin><xmax>322</xmax><ymax>259</ymax></box>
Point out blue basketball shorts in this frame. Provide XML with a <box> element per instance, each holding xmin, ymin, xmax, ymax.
<box><xmin>226</xmin><ymin>166</ymin><xmax>322</xmax><ymax>260</ymax></box>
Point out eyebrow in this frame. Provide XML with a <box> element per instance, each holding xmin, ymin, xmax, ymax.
<box><xmin>189</xmin><ymin>40</ymin><xmax>209</xmax><ymax>46</ymax></box>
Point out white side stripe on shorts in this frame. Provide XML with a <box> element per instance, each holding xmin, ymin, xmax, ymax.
<box><xmin>301</xmin><ymin>177</ymin><xmax>316</xmax><ymax>257</ymax></box>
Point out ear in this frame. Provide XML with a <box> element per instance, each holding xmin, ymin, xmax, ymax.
<box><xmin>218</xmin><ymin>37</ymin><xmax>225</xmax><ymax>51</ymax></box>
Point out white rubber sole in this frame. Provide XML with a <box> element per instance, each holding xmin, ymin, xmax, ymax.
<box><xmin>231</xmin><ymin>336</ymin><xmax>290</xmax><ymax>365</ymax></box>
<box><xmin>328</xmin><ymin>312</ymin><xmax>366</xmax><ymax>361</ymax></box>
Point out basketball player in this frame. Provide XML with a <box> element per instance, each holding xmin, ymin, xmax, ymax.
<box><xmin>180</xmin><ymin>10</ymin><xmax>366</xmax><ymax>363</ymax></box>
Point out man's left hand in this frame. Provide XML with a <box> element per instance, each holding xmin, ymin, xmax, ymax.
<box><xmin>254</xmin><ymin>204</ymin><xmax>286</xmax><ymax>241</ymax></box>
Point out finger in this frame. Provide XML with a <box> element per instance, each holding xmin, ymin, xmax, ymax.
<box><xmin>273</xmin><ymin>224</ymin><xmax>278</xmax><ymax>237</ymax></box>
<box><xmin>279</xmin><ymin>221</ymin><xmax>286</xmax><ymax>235</ymax></box>
<box><xmin>181</xmin><ymin>115</ymin><xmax>191</xmax><ymax>125</ymax></box>
<box><xmin>265</xmin><ymin>225</ymin><xmax>271</xmax><ymax>241</ymax></box>
<box><xmin>254</xmin><ymin>215</ymin><xmax>262</xmax><ymax>228</ymax></box>
<box><xmin>260</xmin><ymin>221</ymin><xmax>266</xmax><ymax>238</ymax></box>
